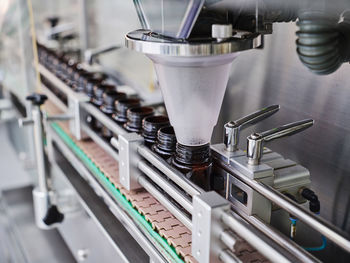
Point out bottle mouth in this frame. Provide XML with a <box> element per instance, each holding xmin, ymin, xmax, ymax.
<box><xmin>101</xmin><ymin>91</ymin><xmax>127</xmax><ymax>114</ymax></box>
<box><xmin>125</xmin><ymin>106</ymin><xmax>154</xmax><ymax>132</ymax></box>
<box><xmin>85</xmin><ymin>79</ymin><xmax>104</xmax><ymax>98</ymax></box>
<box><xmin>156</xmin><ymin>126</ymin><xmax>176</xmax><ymax>151</ymax></box>
<box><xmin>113</xmin><ymin>98</ymin><xmax>141</xmax><ymax>123</ymax></box>
<box><xmin>92</xmin><ymin>85</ymin><xmax>115</xmax><ymax>106</ymax></box>
<box><xmin>142</xmin><ymin>115</ymin><xmax>170</xmax><ymax>143</ymax></box>
<box><xmin>174</xmin><ymin>143</ymin><xmax>211</xmax><ymax>166</ymax></box>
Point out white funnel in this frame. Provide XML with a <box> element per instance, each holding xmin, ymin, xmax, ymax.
<box><xmin>147</xmin><ymin>53</ymin><xmax>238</xmax><ymax>146</ymax></box>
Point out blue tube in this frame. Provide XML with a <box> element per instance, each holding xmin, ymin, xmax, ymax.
<box><xmin>303</xmin><ymin>236</ymin><xmax>327</xmax><ymax>251</ymax></box>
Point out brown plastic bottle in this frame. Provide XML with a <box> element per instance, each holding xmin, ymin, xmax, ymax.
<box><xmin>172</xmin><ymin>143</ymin><xmax>212</xmax><ymax>191</ymax></box>
<box><xmin>152</xmin><ymin>126</ymin><xmax>177</xmax><ymax>159</ymax></box>
<box><xmin>142</xmin><ymin>115</ymin><xmax>170</xmax><ymax>146</ymax></box>
<box><xmin>113</xmin><ymin>98</ymin><xmax>141</xmax><ymax>124</ymax></box>
<box><xmin>125</xmin><ymin>106</ymin><xmax>154</xmax><ymax>133</ymax></box>
<box><xmin>86</xmin><ymin>84</ymin><xmax>115</xmax><ymax>132</ymax></box>
<box><xmin>100</xmin><ymin>90</ymin><xmax>127</xmax><ymax>140</ymax></box>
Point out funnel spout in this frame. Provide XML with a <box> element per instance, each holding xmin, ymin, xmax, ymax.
<box><xmin>148</xmin><ymin>53</ymin><xmax>238</xmax><ymax>146</ymax></box>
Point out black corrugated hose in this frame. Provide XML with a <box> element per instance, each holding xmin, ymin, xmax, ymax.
<box><xmin>296</xmin><ymin>11</ymin><xmax>350</xmax><ymax>75</ymax></box>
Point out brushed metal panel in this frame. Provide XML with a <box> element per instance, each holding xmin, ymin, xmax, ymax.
<box><xmin>213</xmin><ymin>22</ymin><xmax>350</xmax><ymax>262</ymax></box>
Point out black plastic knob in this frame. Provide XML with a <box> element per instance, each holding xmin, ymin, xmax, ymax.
<box><xmin>43</xmin><ymin>205</ymin><xmax>64</xmax><ymax>225</ymax></box>
<box><xmin>47</xmin><ymin>17</ymin><xmax>60</xmax><ymax>28</ymax></box>
<box><xmin>26</xmin><ymin>93</ymin><xmax>48</xmax><ymax>106</ymax></box>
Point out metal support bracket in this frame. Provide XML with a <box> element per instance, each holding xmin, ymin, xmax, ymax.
<box><xmin>192</xmin><ymin>191</ymin><xmax>230</xmax><ymax>263</ymax></box>
<box><xmin>118</xmin><ymin>132</ymin><xmax>144</xmax><ymax>190</ymax></box>
<box><xmin>68</xmin><ymin>95</ymin><xmax>89</xmax><ymax>140</ymax></box>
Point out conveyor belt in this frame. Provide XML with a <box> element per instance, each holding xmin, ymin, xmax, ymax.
<box><xmin>44</xmin><ymin>102</ymin><xmax>268</xmax><ymax>263</ymax></box>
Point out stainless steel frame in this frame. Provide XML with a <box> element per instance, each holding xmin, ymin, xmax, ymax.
<box><xmin>35</xmin><ymin>63</ymin><xmax>350</xmax><ymax>263</ymax></box>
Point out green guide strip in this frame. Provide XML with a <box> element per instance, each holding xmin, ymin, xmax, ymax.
<box><xmin>50</xmin><ymin>122</ymin><xmax>184</xmax><ymax>263</ymax></box>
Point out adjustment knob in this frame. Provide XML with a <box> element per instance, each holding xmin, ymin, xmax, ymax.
<box><xmin>26</xmin><ymin>93</ymin><xmax>48</xmax><ymax>106</ymax></box>
<box><xmin>43</xmin><ymin>205</ymin><xmax>64</xmax><ymax>225</ymax></box>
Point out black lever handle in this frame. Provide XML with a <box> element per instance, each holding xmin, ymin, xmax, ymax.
<box><xmin>26</xmin><ymin>93</ymin><xmax>48</xmax><ymax>106</ymax></box>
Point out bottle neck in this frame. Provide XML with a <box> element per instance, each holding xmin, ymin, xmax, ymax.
<box><xmin>174</xmin><ymin>143</ymin><xmax>211</xmax><ymax>167</ymax></box>
<box><xmin>114</xmin><ymin>98</ymin><xmax>141</xmax><ymax>123</ymax></box>
<box><xmin>142</xmin><ymin>116</ymin><xmax>169</xmax><ymax>144</ymax></box>
<box><xmin>153</xmin><ymin>126</ymin><xmax>176</xmax><ymax>158</ymax></box>
<box><xmin>125</xmin><ymin>106</ymin><xmax>154</xmax><ymax>133</ymax></box>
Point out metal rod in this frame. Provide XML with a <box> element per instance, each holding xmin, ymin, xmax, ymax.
<box><xmin>78</xmin><ymin>0</ymin><xmax>89</xmax><ymax>57</ymax></box>
<box><xmin>81</xmin><ymin>123</ymin><xmax>119</xmax><ymax>161</ymax></box>
<box><xmin>237</xmin><ymin>212</ymin><xmax>320</xmax><ymax>263</ymax></box>
<box><xmin>137</xmin><ymin>145</ymin><xmax>203</xmax><ymax>197</ymax></box>
<box><xmin>138</xmin><ymin>160</ymin><xmax>193</xmax><ymax>214</ymax></box>
<box><xmin>220</xmin><ymin>230</ymin><xmax>239</xmax><ymax>252</ymax></box>
<box><xmin>215</xmin><ymin>158</ymin><xmax>350</xmax><ymax>253</ymax></box>
<box><xmin>46</xmin><ymin>114</ymin><xmax>73</xmax><ymax>122</ymax></box>
<box><xmin>221</xmin><ymin>212</ymin><xmax>291</xmax><ymax>263</ymax></box>
<box><xmin>40</xmin><ymin>84</ymin><xmax>68</xmax><ymax>112</ymax></box>
<box><xmin>110</xmin><ymin>137</ymin><xmax>119</xmax><ymax>150</ymax></box>
<box><xmin>82</xmin><ymin>102</ymin><xmax>126</xmax><ymax>137</ymax></box>
<box><xmin>138</xmin><ymin>175</ymin><xmax>192</xmax><ymax>230</ymax></box>
<box><xmin>32</xmin><ymin>107</ymin><xmax>48</xmax><ymax>192</ymax></box>
<box><xmin>38</xmin><ymin>64</ymin><xmax>89</xmax><ymax>102</ymax></box>
<box><xmin>219</xmin><ymin>249</ymin><xmax>241</xmax><ymax>263</ymax></box>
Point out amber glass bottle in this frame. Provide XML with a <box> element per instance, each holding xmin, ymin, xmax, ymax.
<box><xmin>152</xmin><ymin>126</ymin><xmax>177</xmax><ymax>159</ymax></box>
<box><xmin>100</xmin><ymin>90</ymin><xmax>127</xmax><ymax>140</ymax></box>
<box><xmin>125</xmin><ymin>106</ymin><xmax>154</xmax><ymax>133</ymax></box>
<box><xmin>172</xmin><ymin>143</ymin><xmax>212</xmax><ymax>191</ymax></box>
<box><xmin>113</xmin><ymin>98</ymin><xmax>141</xmax><ymax>124</ymax></box>
<box><xmin>142</xmin><ymin>115</ymin><xmax>170</xmax><ymax>146</ymax></box>
<box><xmin>86</xmin><ymin>84</ymin><xmax>115</xmax><ymax>132</ymax></box>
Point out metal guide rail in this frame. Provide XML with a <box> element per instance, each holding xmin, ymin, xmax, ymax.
<box><xmin>36</xmin><ymin>55</ymin><xmax>350</xmax><ymax>263</ymax></box>
<box><xmin>45</xmin><ymin>100</ymin><xmax>274</xmax><ymax>263</ymax></box>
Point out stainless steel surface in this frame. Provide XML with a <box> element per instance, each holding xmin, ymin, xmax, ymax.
<box><xmin>247</xmin><ymin>119</ymin><xmax>314</xmax><ymax>165</ymax></box>
<box><xmin>125</xmin><ymin>29</ymin><xmax>262</xmax><ymax>56</ymax></box>
<box><xmin>110</xmin><ymin>136</ymin><xmax>120</xmax><ymax>150</ymax></box>
<box><xmin>224</xmin><ymin>105</ymin><xmax>280</xmax><ymax>152</ymax></box>
<box><xmin>212</xmin><ymin>24</ymin><xmax>233</xmax><ymax>42</ymax></box>
<box><xmin>221</xmin><ymin>212</ymin><xmax>291</xmax><ymax>263</ymax></box>
<box><xmin>31</xmin><ymin>106</ymin><xmax>48</xmax><ymax>193</ymax></box>
<box><xmin>211</xmin><ymin>23</ymin><xmax>350</xmax><ymax>262</ymax></box>
<box><xmin>138</xmin><ymin>160</ymin><xmax>193</xmax><ymax>214</ymax></box>
<box><xmin>220</xmin><ymin>230</ymin><xmax>239</xmax><ymax>252</ymax></box>
<box><xmin>32</xmin><ymin>188</ymin><xmax>53</xmax><ymax>230</ymax></box>
<box><xmin>219</xmin><ymin>249</ymin><xmax>241</xmax><ymax>263</ymax></box>
<box><xmin>78</xmin><ymin>0</ymin><xmax>89</xmax><ymax>57</ymax></box>
<box><xmin>118</xmin><ymin>132</ymin><xmax>143</xmax><ymax>190</ymax></box>
<box><xmin>138</xmin><ymin>175</ymin><xmax>192</xmax><ymax>230</ymax></box>
<box><xmin>192</xmin><ymin>191</ymin><xmax>231</xmax><ymax>263</ymax></box>
<box><xmin>215</xmin><ymin>158</ymin><xmax>350</xmax><ymax>253</ymax></box>
<box><xmin>137</xmin><ymin>145</ymin><xmax>203</xmax><ymax>197</ymax></box>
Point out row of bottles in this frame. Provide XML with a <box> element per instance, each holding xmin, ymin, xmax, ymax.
<box><xmin>37</xmin><ymin>43</ymin><xmax>213</xmax><ymax>191</ymax></box>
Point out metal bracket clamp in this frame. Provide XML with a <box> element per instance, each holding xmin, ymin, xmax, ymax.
<box><xmin>18</xmin><ymin>93</ymin><xmax>64</xmax><ymax>229</ymax></box>
<box><xmin>224</xmin><ymin>105</ymin><xmax>279</xmax><ymax>152</ymax></box>
<box><xmin>247</xmin><ymin>119</ymin><xmax>314</xmax><ymax>165</ymax></box>
<box><xmin>68</xmin><ymin>94</ymin><xmax>89</xmax><ymax>140</ymax></box>
<box><xmin>118</xmin><ymin>132</ymin><xmax>144</xmax><ymax>190</ymax></box>
<box><xmin>192</xmin><ymin>191</ymin><xmax>231</xmax><ymax>263</ymax></box>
